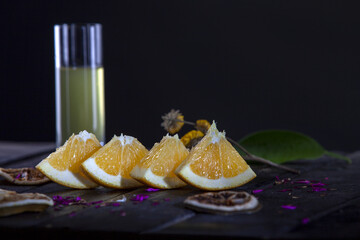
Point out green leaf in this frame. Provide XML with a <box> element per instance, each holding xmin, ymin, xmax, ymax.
<box><xmin>238</xmin><ymin>130</ymin><xmax>340</xmax><ymax>164</ymax></box>
<box><xmin>324</xmin><ymin>151</ymin><xmax>352</xmax><ymax>164</ymax></box>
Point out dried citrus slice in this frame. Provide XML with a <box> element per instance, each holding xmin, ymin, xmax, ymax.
<box><xmin>130</xmin><ymin>134</ymin><xmax>189</xmax><ymax>189</ymax></box>
<box><xmin>184</xmin><ymin>191</ymin><xmax>261</xmax><ymax>214</ymax></box>
<box><xmin>0</xmin><ymin>167</ymin><xmax>50</xmax><ymax>185</ymax></box>
<box><xmin>81</xmin><ymin>134</ymin><xmax>148</xmax><ymax>189</ymax></box>
<box><xmin>36</xmin><ymin>131</ymin><xmax>101</xmax><ymax>189</ymax></box>
<box><xmin>175</xmin><ymin>121</ymin><xmax>256</xmax><ymax>190</ymax></box>
<box><xmin>0</xmin><ymin>189</ymin><xmax>53</xmax><ymax>217</ymax></box>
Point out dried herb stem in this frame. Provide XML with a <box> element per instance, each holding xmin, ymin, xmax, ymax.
<box><xmin>181</xmin><ymin>120</ymin><xmax>197</xmax><ymax>126</ymax></box>
<box><xmin>176</xmin><ymin>119</ymin><xmax>300</xmax><ymax>174</ymax></box>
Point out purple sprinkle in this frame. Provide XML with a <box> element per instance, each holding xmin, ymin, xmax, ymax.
<box><xmin>324</xmin><ymin>177</ymin><xmax>329</xmax><ymax>180</ymax></box>
<box><xmin>312</xmin><ymin>187</ymin><xmax>327</xmax><ymax>192</ymax></box>
<box><xmin>75</xmin><ymin>196</ymin><xmax>82</xmax><ymax>201</ymax></box>
<box><xmin>145</xmin><ymin>188</ymin><xmax>160</xmax><ymax>192</ymax></box>
<box><xmin>131</xmin><ymin>194</ymin><xmax>149</xmax><ymax>202</ymax></box>
<box><xmin>90</xmin><ymin>200</ymin><xmax>104</xmax><ymax>205</ymax></box>
<box><xmin>275</xmin><ymin>176</ymin><xmax>280</xmax><ymax>181</ymax></box>
<box><xmin>278</xmin><ymin>189</ymin><xmax>292</xmax><ymax>192</ymax></box>
<box><xmin>281</xmin><ymin>205</ymin><xmax>297</xmax><ymax>210</ymax></box>
<box><xmin>112</xmin><ymin>203</ymin><xmax>121</xmax><ymax>207</ymax></box>
<box><xmin>295</xmin><ymin>180</ymin><xmax>311</xmax><ymax>184</ymax></box>
<box><xmin>312</xmin><ymin>183</ymin><xmax>326</xmax><ymax>187</ymax></box>
<box><xmin>302</xmin><ymin>218</ymin><xmax>310</xmax><ymax>224</ymax></box>
<box><xmin>252</xmin><ymin>189</ymin><xmax>263</xmax><ymax>194</ymax></box>
<box><xmin>53</xmin><ymin>195</ymin><xmax>63</xmax><ymax>201</ymax></box>
<box><xmin>15</xmin><ymin>173</ymin><xmax>21</xmax><ymax>179</ymax></box>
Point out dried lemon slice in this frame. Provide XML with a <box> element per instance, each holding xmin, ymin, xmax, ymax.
<box><xmin>0</xmin><ymin>167</ymin><xmax>50</xmax><ymax>185</ymax></box>
<box><xmin>184</xmin><ymin>191</ymin><xmax>261</xmax><ymax>214</ymax></box>
<box><xmin>0</xmin><ymin>189</ymin><xmax>53</xmax><ymax>217</ymax></box>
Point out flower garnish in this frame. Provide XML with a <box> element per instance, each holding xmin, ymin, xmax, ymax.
<box><xmin>281</xmin><ymin>205</ymin><xmax>297</xmax><ymax>210</ymax></box>
<box><xmin>181</xmin><ymin>130</ymin><xmax>204</xmax><ymax>149</ymax></box>
<box><xmin>195</xmin><ymin>119</ymin><xmax>211</xmax><ymax>134</ymax></box>
<box><xmin>161</xmin><ymin>109</ymin><xmax>185</xmax><ymax>134</ymax></box>
<box><xmin>160</xmin><ymin>109</ymin><xmax>301</xmax><ymax>173</ymax></box>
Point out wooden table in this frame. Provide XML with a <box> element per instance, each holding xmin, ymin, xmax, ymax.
<box><xmin>1</xmin><ymin>141</ymin><xmax>359</xmax><ymax>239</ymax></box>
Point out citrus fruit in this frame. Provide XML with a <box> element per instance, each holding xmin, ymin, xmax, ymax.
<box><xmin>175</xmin><ymin>121</ymin><xmax>256</xmax><ymax>190</ymax></box>
<box><xmin>130</xmin><ymin>134</ymin><xmax>189</xmax><ymax>189</ymax></box>
<box><xmin>36</xmin><ymin>130</ymin><xmax>101</xmax><ymax>189</ymax></box>
<box><xmin>81</xmin><ymin>134</ymin><xmax>148</xmax><ymax>189</ymax></box>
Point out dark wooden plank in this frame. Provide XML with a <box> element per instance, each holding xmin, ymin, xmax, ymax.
<box><xmin>0</xmin><ymin>141</ymin><xmax>54</xmax><ymax>165</ymax></box>
<box><xmin>282</xmin><ymin>197</ymin><xmax>360</xmax><ymax>239</ymax></box>
<box><xmin>34</xmin><ymin>186</ymin><xmax>197</xmax><ymax>234</ymax></box>
<box><xmin>153</xmin><ymin>153</ymin><xmax>360</xmax><ymax>239</ymax></box>
<box><xmin>0</xmin><ymin>184</ymin><xmax>131</xmax><ymax>227</ymax></box>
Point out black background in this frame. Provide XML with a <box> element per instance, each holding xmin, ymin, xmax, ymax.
<box><xmin>1</xmin><ymin>0</ymin><xmax>359</xmax><ymax>151</ymax></box>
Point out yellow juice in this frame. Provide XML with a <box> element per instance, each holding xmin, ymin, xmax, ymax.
<box><xmin>55</xmin><ymin>67</ymin><xmax>105</xmax><ymax>146</ymax></box>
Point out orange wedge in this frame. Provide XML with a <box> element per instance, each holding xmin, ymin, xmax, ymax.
<box><xmin>81</xmin><ymin>134</ymin><xmax>148</xmax><ymax>189</ymax></box>
<box><xmin>36</xmin><ymin>131</ymin><xmax>101</xmax><ymax>189</ymax></box>
<box><xmin>130</xmin><ymin>134</ymin><xmax>189</xmax><ymax>189</ymax></box>
<box><xmin>175</xmin><ymin>121</ymin><xmax>256</xmax><ymax>190</ymax></box>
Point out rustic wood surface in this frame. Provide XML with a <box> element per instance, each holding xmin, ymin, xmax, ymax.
<box><xmin>0</xmin><ymin>141</ymin><xmax>359</xmax><ymax>239</ymax></box>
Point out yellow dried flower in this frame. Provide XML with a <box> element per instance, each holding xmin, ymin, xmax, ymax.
<box><xmin>181</xmin><ymin>130</ymin><xmax>204</xmax><ymax>149</ymax></box>
<box><xmin>195</xmin><ymin>119</ymin><xmax>211</xmax><ymax>134</ymax></box>
<box><xmin>161</xmin><ymin>109</ymin><xmax>185</xmax><ymax>134</ymax></box>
